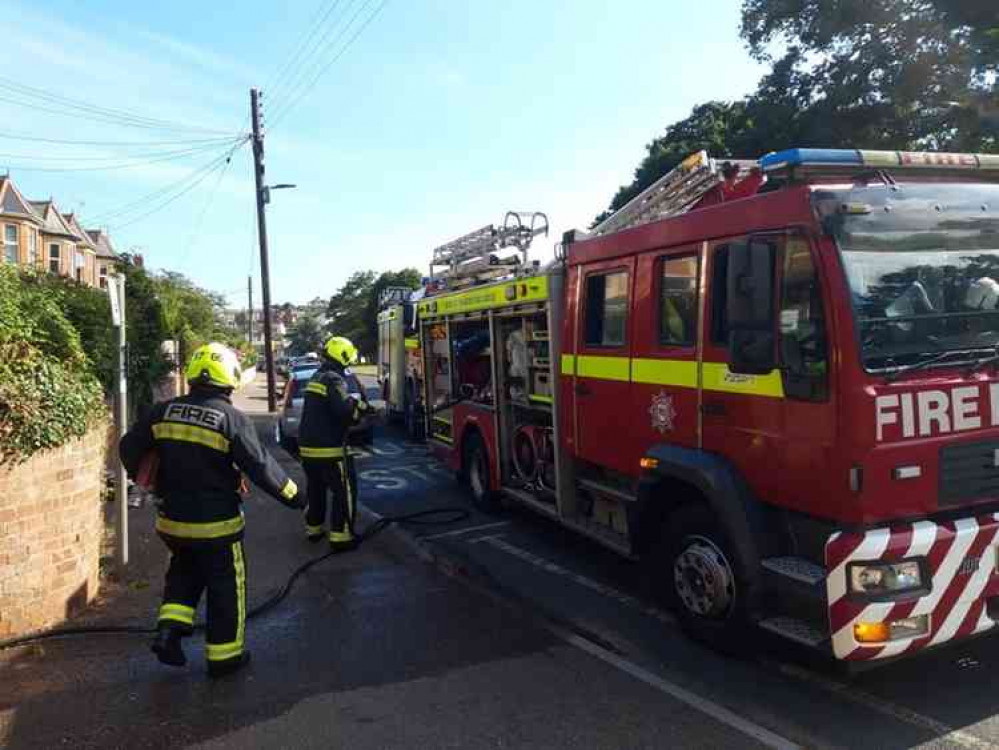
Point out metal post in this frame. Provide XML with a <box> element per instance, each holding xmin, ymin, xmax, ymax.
<box><xmin>251</xmin><ymin>87</ymin><xmax>277</xmax><ymax>412</ymax></box>
<box><xmin>247</xmin><ymin>275</ymin><xmax>253</xmax><ymax>345</ymax></box>
<box><xmin>111</xmin><ymin>274</ymin><xmax>129</xmax><ymax>566</ymax></box>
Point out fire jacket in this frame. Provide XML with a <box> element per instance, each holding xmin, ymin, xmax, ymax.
<box><xmin>119</xmin><ymin>387</ymin><xmax>299</xmax><ymax>541</ymax></box>
<box><xmin>297</xmin><ymin>363</ymin><xmax>360</xmax><ymax>460</ymax></box>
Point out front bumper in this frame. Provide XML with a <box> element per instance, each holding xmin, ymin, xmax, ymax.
<box><xmin>826</xmin><ymin>512</ymin><xmax>999</xmax><ymax>660</ymax></box>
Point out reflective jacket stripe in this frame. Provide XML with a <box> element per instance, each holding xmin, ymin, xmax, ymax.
<box><xmin>299</xmin><ymin>446</ymin><xmax>348</xmax><ymax>459</ymax></box>
<box><xmin>152</xmin><ymin>422</ymin><xmax>230</xmax><ymax>452</ymax></box>
<box><xmin>156</xmin><ymin>514</ymin><xmax>245</xmax><ymax>539</ymax></box>
<box><xmin>306</xmin><ymin>382</ymin><xmax>328</xmax><ymax>396</ymax></box>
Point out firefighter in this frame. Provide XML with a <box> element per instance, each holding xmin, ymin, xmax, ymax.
<box><xmin>119</xmin><ymin>342</ymin><xmax>305</xmax><ymax>678</ymax></box>
<box><xmin>298</xmin><ymin>335</ymin><xmax>368</xmax><ymax>550</ymax></box>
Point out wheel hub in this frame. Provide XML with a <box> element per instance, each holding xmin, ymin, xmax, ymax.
<box><xmin>673</xmin><ymin>537</ymin><xmax>735</xmax><ymax>618</ymax></box>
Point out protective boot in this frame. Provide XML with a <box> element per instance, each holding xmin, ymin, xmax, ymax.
<box><xmin>328</xmin><ymin>529</ymin><xmax>356</xmax><ymax>553</ymax></box>
<box><xmin>208</xmin><ymin>651</ymin><xmax>252</xmax><ymax>679</ymax></box>
<box><xmin>305</xmin><ymin>523</ymin><xmax>325</xmax><ymax>544</ymax></box>
<box><xmin>151</xmin><ymin>624</ymin><xmax>187</xmax><ymax>667</ymax></box>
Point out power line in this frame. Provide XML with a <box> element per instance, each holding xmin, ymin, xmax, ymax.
<box><xmin>0</xmin><ymin>137</ymin><xmax>243</xmax><ymax>163</ymax></box>
<box><xmin>0</xmin><ymin>130</ymin><xmax>246</xmax><ymax>148</ymax></box>
<box><xmin>87</xmin><ymin>142</ymin><xmax>246</xmax><ymax>224</ymax></box>
<box><xmin>267</xmin><ymin>0</ymin><xmax>366</xmax><ymax>120</ymax></box>
<box><xmin>0</xmin><ymin>78</ymin><xmax>238</xmax><ymax>136</ymax></box>
<box><xmin>174</xmin><ymin>148</ymin><xmax>238</xmax><ymax>268</ymax></box>
<box><xmin>264</xmin><ymin>0</ymin><xmax>344</xmax><ymax>101</ymax></box>
<box><xmin>110</xmin><ymin>142</ymin><xmax>246</xmax><ymax>231</ymax></box>
<box><xmin>0</xmin><ymin>139</ymin><xmax>245</xmax><ymax>173</ymax></box>
<box><xmin>269</xmin><ymin>0</ymin><xmax>388</xmax><ymax>130</ymax></box>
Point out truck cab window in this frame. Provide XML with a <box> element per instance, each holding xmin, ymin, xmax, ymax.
<box><xmin>584</xmin><ymin>271</ymin><xmax>628</xmax><ymax>347</ymax></box>
<box><xmin>710</xmin><ymin>246</ymin><xmax>730</xmax><ymax>345</ymax></box>
<box><xmin>659</xmin><ymin>255</ymin><xmax>698</xmax><ymax>347</ymax></box>
<box><xmin>780</xmin><ymin>237</ymin><xmax>829</xmax><ymax>401</ymax></box>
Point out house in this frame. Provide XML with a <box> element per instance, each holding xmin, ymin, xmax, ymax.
<box><xmin>62</xmin><ymin>212</ymin><xmax>98</xmax><ymax>287</ymax></box>
<box><xmin>0</xmin><ymin>176</ymin><xmax>43</xmax><ymax>270</ymax></box>
<box><xmin>86</xmin><ymin>229</ymin><xmax>118</xmax><ymax>290</ymax></box>
<box><xmin>29</xmin><ymin>200</ymin><xmax>83</xmax><ymax>282</ymax></box>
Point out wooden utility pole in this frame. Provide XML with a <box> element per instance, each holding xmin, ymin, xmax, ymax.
<box><xmin>250</xmin><ymin>88</ymin><xmax>277</xmax><ymax>411</ymax></box>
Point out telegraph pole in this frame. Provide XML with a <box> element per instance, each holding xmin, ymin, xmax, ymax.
<box><xmin>250</xmin><ymin>88</ymin><xmax>277</xmax><ymax>411</ymax></box>
<box><xmin>247</xmin><ymin>275</ymin><xmax>253</xmax><ymax>346</ymax></box>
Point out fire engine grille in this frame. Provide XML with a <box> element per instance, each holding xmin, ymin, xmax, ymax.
<box><xmin>939</xmin><ymin>440</ymin><xmax>999</xmax><ymax>507</ymax></box>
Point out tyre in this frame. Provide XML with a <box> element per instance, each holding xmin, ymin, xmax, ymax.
<box><xmin>655</xmin><ymin>504</ymin><xmax>756</xmax><ymax>654</ymax></box>
<box><xmin>462</xmin><ymin>432</ymin><xmax>499</xmax><ymax>512</ymax></box>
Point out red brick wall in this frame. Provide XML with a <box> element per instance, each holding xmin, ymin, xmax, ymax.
<box><xmin>0</xmin><ymin>422</ymin><xmax>108</xmax><ymax>639</ymax></box>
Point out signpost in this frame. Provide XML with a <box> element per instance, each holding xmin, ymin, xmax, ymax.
<box><xmin>107</xmin><ymin>274</ymin><xmax>128</xmax><ymax>567</ymax></box>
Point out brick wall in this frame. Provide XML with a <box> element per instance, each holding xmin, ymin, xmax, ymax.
<box><xmin>0</xmin><ymin>422</ymin><xmax>108</xmax><ymax>639</ymax></box>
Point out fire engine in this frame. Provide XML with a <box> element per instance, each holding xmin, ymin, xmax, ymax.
<box><xmin>377</xmin><ymin>286</ymin><xmax>424</xmax><ymax>439</ymax></box>
<box><xmin>415</xmin><ymin>148</ymin><xmax>999</xmax><ymax>662</ymax></box>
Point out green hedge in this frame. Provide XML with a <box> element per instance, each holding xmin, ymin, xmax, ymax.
<box><xmin>0</xmin><ymin>266</ymin><xmax>107</xmax><ymax>465</ymax></box>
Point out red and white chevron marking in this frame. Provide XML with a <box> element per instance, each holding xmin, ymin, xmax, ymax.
<box><xmin>825</xmin><ymin>512</ymin><xmax>999</xmax><ymax>660</ymax></box>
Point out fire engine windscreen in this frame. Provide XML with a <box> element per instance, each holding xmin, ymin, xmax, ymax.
<box><xmin>820</xmin><ymin>182</ymin><xmax>999</xmax><ymax>371</ymax></box>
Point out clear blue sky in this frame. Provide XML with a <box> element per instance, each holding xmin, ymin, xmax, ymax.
<box><xmin>0</xmin><ymin>0</ymin><xmax>765</xmax><ymax>306</ymax></box>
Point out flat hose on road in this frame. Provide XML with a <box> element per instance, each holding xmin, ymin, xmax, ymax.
<box><xmin>0</xmin><ymin>507</ymin><xmax>469</xmax><ymax>652</ymax></box>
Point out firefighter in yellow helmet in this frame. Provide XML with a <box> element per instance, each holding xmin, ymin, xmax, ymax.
<box><xmin>298</xmin><ymin>335</ymin><xmax>368</xmax><ymax>550</ymax></box>
<box><xmin>119</xmin><ymin>343</ymin><xmax>305</xmax><ymax>678</ymax></box>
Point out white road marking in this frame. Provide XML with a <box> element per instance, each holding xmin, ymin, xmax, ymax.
<box><xmin>775</xmin><ymin>662</ymin><xmax>996</xmax><ymax>750</ymax></box>
<box><xmin>421</xmin><ymin>521</ymin><xmax>511</xmax><ymax>541</ymax></box>
<box><xmin>566</xmin><ymin>633</ymin><xmax>801</xmax><ymax>750</ymax></box>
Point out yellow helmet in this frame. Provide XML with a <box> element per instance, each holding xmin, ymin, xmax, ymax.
<box><xmin>323</xmin><ymin>335</ymin><xmax>358</xmax><ymax>367</ymax></box>
<box><xmin>185</xmin><ymin>342</ymin><xmax>242</xmax><ymax>389</ymax></box>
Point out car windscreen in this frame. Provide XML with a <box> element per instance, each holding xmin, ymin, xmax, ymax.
<box><xmin>817</xmin><ymin>181</ymin><xmax>999</xmax><ymax>371</ymax></box>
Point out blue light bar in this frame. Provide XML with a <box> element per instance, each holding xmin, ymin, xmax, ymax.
<box><xmin>760</xmin><ymin>148</ymin><xmax>995</xmax><ymax>172</ymax></box>
<box><xmin>759</xmin><ymin>149</ymin><xmax>862</xmax><ymax>171</ymax></box>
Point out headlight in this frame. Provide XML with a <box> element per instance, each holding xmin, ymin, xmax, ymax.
<box><xmin>848</xmin><ymin>560</ymin><xmax>923</xmax><ymax>596</ymax></box>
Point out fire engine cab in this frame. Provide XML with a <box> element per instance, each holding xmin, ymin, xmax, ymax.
<box><xmin>417</xmin><ymin>148</ymin><xmax>999</xmax><ymax>662</ymax></box>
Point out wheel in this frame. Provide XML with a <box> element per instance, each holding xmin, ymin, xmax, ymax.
<box><xmin>655</xmin><ymin>505</ymin><xmax>756</xmax><ymax>654</ymax></box>
<box><xmin>463</xmin><ymin>432</ymin><xmax>499</xmax><ymax>512</ymax></box>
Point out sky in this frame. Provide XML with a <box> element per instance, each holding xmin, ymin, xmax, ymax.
<box><xmin>0</xmin><ymin>0</ymin><xmax>766</xmax><ymax>307</ymax></box>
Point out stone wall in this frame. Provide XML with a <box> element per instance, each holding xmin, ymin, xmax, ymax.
<box><xmin>0</xmin><ymin>422</ymin><xmax>108</xmax><ymax>639</ymax></box>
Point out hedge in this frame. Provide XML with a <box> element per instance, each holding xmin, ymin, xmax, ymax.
<box><xmin>0</xmin><ymin>266</ymin><xmax>107</xmax><ymax>465</ymax></box>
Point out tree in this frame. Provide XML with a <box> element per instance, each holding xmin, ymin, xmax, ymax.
<box><xmin>740</xmin><ymin>0</ymin><xmax>998</xmax><ymax>152</ymax></box>
<box><xmin>118</xmin><ymin>255</ymin><xmax>172</xmax><ymax>418</ymax></box>
<box><xmin>325</xmin><ymin>268</ymin><xmax>423</xmax><ymax>360</ymax></box>
<box><xmin>287</xmin><ymin>314</ymin><xmax>325</xmax><ymax>357</ymax></box>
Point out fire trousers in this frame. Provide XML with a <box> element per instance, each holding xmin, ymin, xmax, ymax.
<box><xmin>302</xmin><ymin>456</ymin><xmax>357</xmax><ymax>543</ymax></box>
<box><xmin>157</xmin><ymin>536</ymin><xmax>247</xmax><ymax>666</ymax></box>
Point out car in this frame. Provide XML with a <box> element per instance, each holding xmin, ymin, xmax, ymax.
<box><xmin>276</xmin><ymin>368</ymin><xmax>375</xmax><ymax>452</ymax></box>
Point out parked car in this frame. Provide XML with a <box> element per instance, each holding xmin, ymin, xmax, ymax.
<box><xmin>276</xmin><ymin>368</ymin><xmax>374</xmax><ymax>451</ymax></box>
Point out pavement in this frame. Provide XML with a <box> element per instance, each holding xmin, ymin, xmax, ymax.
<box><xmin>0</xmin><ymin>378</ymin><xmax>791</xmax><ymax>750</ymax></box>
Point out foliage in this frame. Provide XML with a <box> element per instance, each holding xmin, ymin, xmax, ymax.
<box><xmin>326</xmin><ymin>268</ymin><xmax>422</xmax><ymax>359</ymax></box>
<box><xmin>595</xmin><ymin>0</ymin><xmax>998</xmax><ymax>224</ymax></box>
<box><xmin>0</xmin><ymin>265</ymin><xmax>106</xmax><ymax>465</ymax></box>
<box><xmin>286</xmin><ymin>314</ymin><xmax>325</xmax><ymax>357</ymax></box>
<box><xmin>118</xmin><ymin>255</ymin><xmax>173</xmax><ymax>419</ymax></box>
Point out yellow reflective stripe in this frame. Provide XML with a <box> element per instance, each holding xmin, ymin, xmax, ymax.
<box><xmin>404</xmin><ymin>338</ymin><xmax>419</xmax><ymax>350</ymax></box>
<box><xmin>305</xmin><ymin>524</ymin><xmax>324</xmax><ymax>536</ymax></box>
<box><xmin>233</xmin><ymin>542</ymin><xmax>245</xmax><ymax>656</ymax></box>
<box><xmin>206</xmin><ymin>642</ymin><xmax>243</xmax><ymax>661</ymax></box>
<box><xmin>280</xmin><ymin>479</ymin><xmax>298</xmax><ymax>500</ymax></box>
<box><xmin>152</xmin><ymin>422</ymin><xmax>229</xmax><ymax>452</ymax></box>
<box><xmin>306</xmin><ymin>382</ymin><xmax>328</xmax><ymax>396</ymax></box>
<box><xmin>158</xmin><ymin>603</ymin><xmax>195</xmax><ymax>626</ymax></box>
<box><xmin>330</xmin><ymin>530</ymin><xmax>353</xmax><ymax>543</ymax></box>
<box><xmin>299</xmin><ymin>446</ymin><xmax>347</xmax><ymax>459</ymax></box>
<box><xmin>631</xmin><ymin>358</ymin><xmax>698</xmax><ymax>388</ymax></box>
<box><xmin>576</xmin><ymin>355</ymin><xmax>630</xmax><ymax>382</ymax></box>
<box><xmin>418</xmin><ymin>275</ymin><xmax>549</xmax><ymax>318</ymax></box>
<box><xmin>701</xmin><ymin>362</ymin><xmax>785</xmax><ymax>398</ymax></box>
<box><xmin>562</xmin><ymin>355</ymin><xmax>784</xmax><ymax>398</ymax></box>
<box><xmin>528</xmin><ymin>394</ymin><xmax>553</xmax><ymax>404</ymax></box>
<box><xmin>156</xmin><ymin>514</ymin><xmax>245</xmax><ymax>539</ymax></box>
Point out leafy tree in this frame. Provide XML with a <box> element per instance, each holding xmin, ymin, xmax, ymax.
<box><xmin>326</xmin><ymin>270</ymin><xmax>376</xmax><ymax>355</ymax></box>
<box><xmin>119</xmin><ymin>255</ymin><xmax>172</xmax><ymax>419</ymax></box>
<box><xmin>287</xmin><ymin>314</ymin><xmax>325</xmax><ymax>356</ymax></box>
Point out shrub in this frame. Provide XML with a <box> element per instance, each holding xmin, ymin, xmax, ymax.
<box><xmin>0</xmin><ymin>266</ymin><xmax>107</xmax><ymax>465</ymax></box>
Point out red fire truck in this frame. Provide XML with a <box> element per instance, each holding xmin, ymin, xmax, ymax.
<box><xmin>418</xmin><ymin>148</ymin><xmax>999</xmax><ymax>662</ymax></box>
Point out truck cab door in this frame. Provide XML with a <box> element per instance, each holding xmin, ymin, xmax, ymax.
<box><xmin>572</xmin><ymin>258</ymin><xmax>636</xmax><ymax>475</ymax></box>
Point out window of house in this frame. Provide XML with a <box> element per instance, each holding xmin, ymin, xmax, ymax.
<box><xmin>4</xmin><ymin>225</ymin><xmax>18</xmax><ymax>264</ymax></box>
<box><xmin>584</xmin><ymin>271</ymin><xmax>628</xmax><ymax>347</ymax></box>
<box><xmin>49</xmin><ymin>243</ymin><xmax>61</xmax><ymax>273</ymax></box>
<box><xmin>659</xmin><ymin>255</ymin><xmax>698</xmax><ymax>346</ymax></box>
<box><xmin>780</xmin><ymin>236</ymin><xmax>829</xmax><ymax>401</ymax></box>
<box><xmin>75</xmin><ymin>251</ymin><xmax>84</xmax><ymax>282</ymax></box>
<box><xmin>99</xmin><ymin>264</ymin><xmax>108</xmax><ymax>289</ymax></box>
<box><xmin>27</xmin><ymin>229</ymin><xmax>37</xmax><ymax>266</ymax></box>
